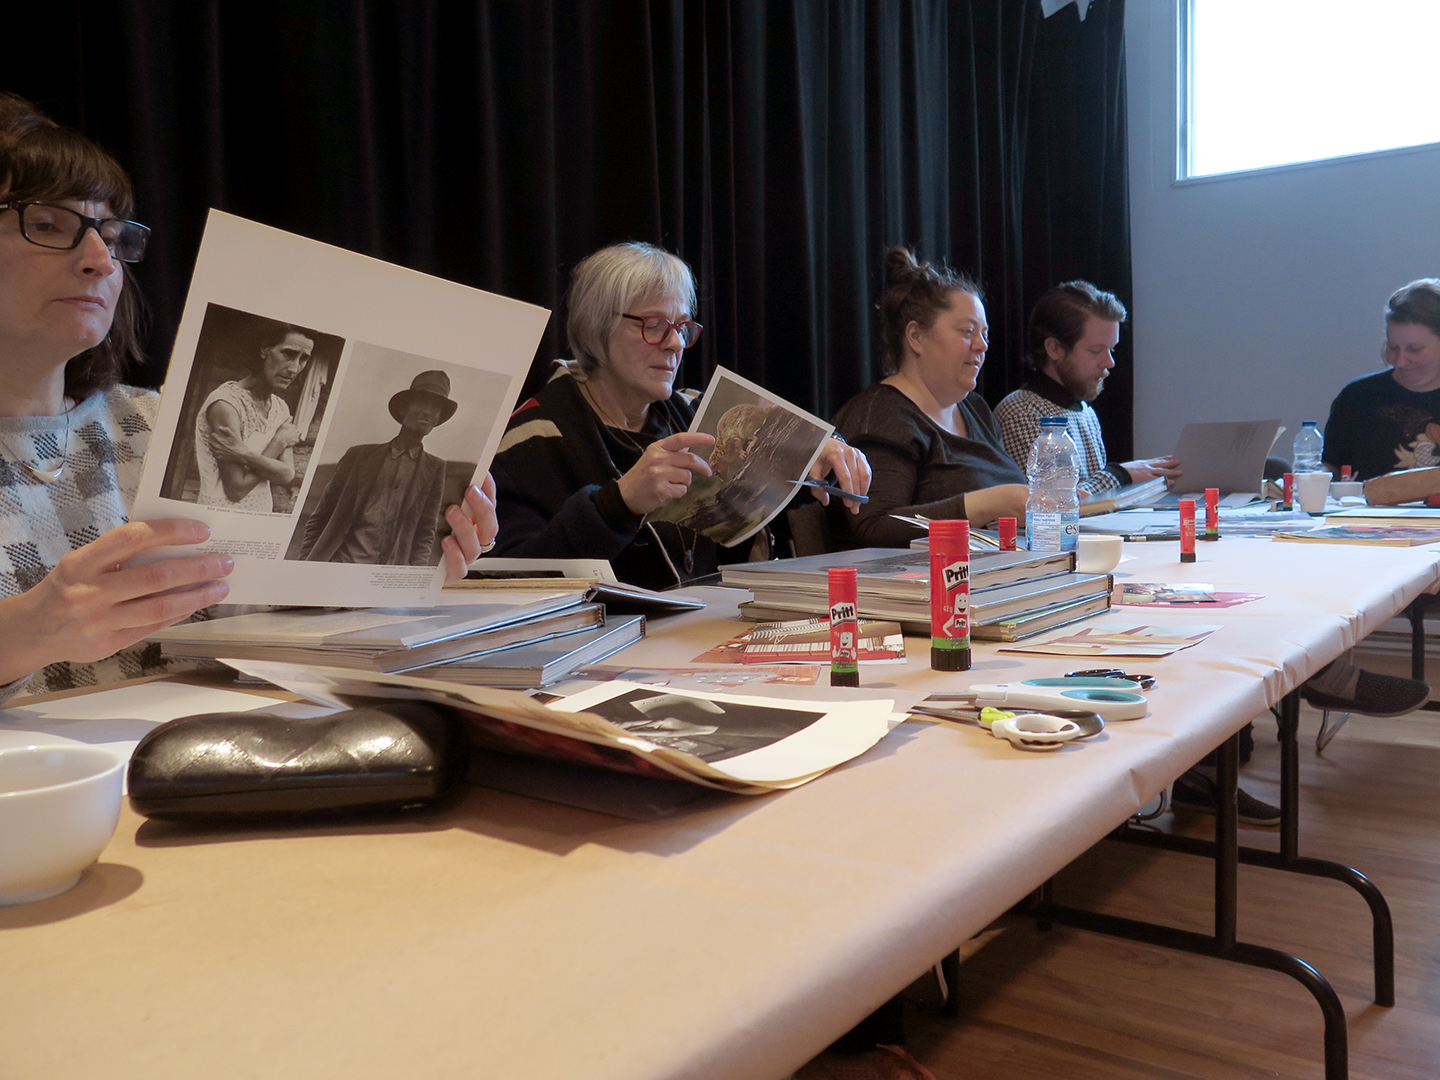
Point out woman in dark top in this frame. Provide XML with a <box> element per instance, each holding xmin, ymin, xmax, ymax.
<box><xmin>833</xmin><ymin>247</ymin><xmax>1028</xmax><ymax>548</ymax></box>
<box><xmin>491</xmin><ymin>242</ymin><xmax>869</xmax><ymax>589</ymax></box>
<box><xmin>1324</xmin><ymin>278</ymin><xmax>1440</xmax><ymax>479</ymax></box>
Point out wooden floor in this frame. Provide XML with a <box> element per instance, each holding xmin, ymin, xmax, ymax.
<box><xmin>900</xmin><ymin>700</ymin><xmax>1440</xmax><ymax>1080</ymax></box>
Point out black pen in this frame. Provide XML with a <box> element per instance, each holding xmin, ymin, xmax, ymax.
<box><xmin>796</xmin><ymin>479</ymin><xmax>870</xmax><ymax>503</ymax></box>
<box><xmin>1122</xmin><ymin>532</ymin><xmax>1181</xmax><ymax>541</ymax></box>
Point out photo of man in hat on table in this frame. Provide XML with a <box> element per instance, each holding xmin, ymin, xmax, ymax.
<box><xmin>294</xmin><ymin>367</ymin><xmax>460</xmax><ymax>566</ymax></box>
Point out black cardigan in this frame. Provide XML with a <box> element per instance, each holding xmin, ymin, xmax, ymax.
<box><xmin>490</xmin><ymin>371</ymin><xmax>720</xmax><ymax>590</ymax></box>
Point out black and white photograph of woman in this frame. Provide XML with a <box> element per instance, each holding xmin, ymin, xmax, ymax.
<box><xmin>157</xmin><ymin>303</ymin><xmax>343</xmax><ymax>514</ymax></box>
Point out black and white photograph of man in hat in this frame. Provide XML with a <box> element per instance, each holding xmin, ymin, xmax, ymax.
<box><xmin>286</xmin><ymin>345</ymin><xmax>510</xmax><ymax>567</ymax></box>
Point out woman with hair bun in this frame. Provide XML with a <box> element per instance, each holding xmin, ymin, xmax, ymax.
<box><xmin>831</xmin><ymin>246</ymin><xmax>1028</xmax><ymax>548</ymax></box>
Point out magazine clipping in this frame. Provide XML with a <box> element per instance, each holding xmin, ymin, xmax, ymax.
<box><xmin>647</xmin><ymin>366</ymin><xmax>833</xmax><ymax>547</ymax></box>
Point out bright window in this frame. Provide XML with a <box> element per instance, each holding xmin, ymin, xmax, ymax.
<box><xmin>1184</xmin><ymin>0</ymin><xmax>1440</xmax><ymax>178</ymax></box>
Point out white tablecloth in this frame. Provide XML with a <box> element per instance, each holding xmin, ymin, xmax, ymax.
<box><xmin>1</xmin><ymin>537</ymin><xmax>1435</xmax><ymax>1080</ymax></box>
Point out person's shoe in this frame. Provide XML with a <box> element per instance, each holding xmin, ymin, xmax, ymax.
<box><xmin>1301</xmin><ymin>661</ymin><xmax>1430</xmax><ymax>717</ymax></box>
<box><xmin>1171</xmin><ymin>772</ymin><xmax>1281</xmax><ymax>827</ymax></box>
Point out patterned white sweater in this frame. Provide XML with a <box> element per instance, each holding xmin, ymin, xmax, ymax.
<box><xmin>0</xmin><ymin>385</ymin><xmax>179</xmax><ymax>700</ymax></box>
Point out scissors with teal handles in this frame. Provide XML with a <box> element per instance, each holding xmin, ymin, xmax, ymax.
<box><xmin>932</xmin><ymin>677</ymin><xmax>1148</xmax><ymax>721</ymax></box>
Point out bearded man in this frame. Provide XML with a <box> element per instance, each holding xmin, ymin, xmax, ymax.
<box><xmin>995</xmin><ymin>280</ymin><xmax>1181</xmax><ymax>497</ymax></box>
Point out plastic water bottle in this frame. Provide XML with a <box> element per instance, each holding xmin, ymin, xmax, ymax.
<box><xmin>1292</xmin><ymin>421</ymin><xmax>1324</xmax><ymax>474</ymax></box>
<box><xmin>1026</xmin><ymin>417</ymin><xmax>1080</xmax><ymax>553</ymax></box>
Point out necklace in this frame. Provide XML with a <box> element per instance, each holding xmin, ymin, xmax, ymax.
<box><xmin>0</xmin><ymin>405</ymin><xmax>72</xmax><ymax>484</ymax></box>
<box><xmin>580</xmin><ymin>382</ymin><xmax>649</xmax><ymax>444</ymax></box>
<box><xmin>581</xmin><ymin>382</ymin><xmax>701</xmax><ymax>578</ymax></box>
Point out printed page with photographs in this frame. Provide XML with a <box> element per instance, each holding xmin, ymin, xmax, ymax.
<box><xmin>132</xmin><ymin>211</ymin><xmax>550</xmax><ymax>606</ymax></box>
<box><xmin>999</xmin><ymin>623</ymin><xmax>1221</xmax><ymax>658</ymax></box>
<box><xmin>223</xmin><ymin>660</ymin><xmax>896</xmax><ymax>793</ymax></box>
<box><xmin>573</xmin><ymin>665</ymin><xmax>826</xmax><ymax>689</ymax></box>
<box><xmin>1114</xmin><ymin>583</ymin><xmax>1264</xmax><ymax>608</ymax></box>
<box><xmin>692</xmin><ymin>618</ymin><xmax>908</xmax><ymax>665</ymax></box>
<box><xmin>647</xmin><ymin>367</ymin><xmax>833</xmax><ymax>547</ymax></box>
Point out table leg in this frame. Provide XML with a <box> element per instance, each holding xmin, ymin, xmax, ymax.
<box><xmin>1030</xmin><ymin>730</ymin><xmax>1352</xmax><ymax>1080</ymax></box>
<box><xmin>1215</xmin><ymin>730</ymin><xmax>1237</xmax><ymax>948</ymax></box>
<box><xmin>1116</xmin><ymin>691</ymin><xmax>1395</xmax><ymax>1006</ymax></box>
<box><xmin>1409</xmin><ymin>597</ymin><xmax>1426</xmax><ymax>682</ymax></box>
<box><xmin>938</xmin><ymin>949</ymin><xmax>960</xmax><ymax>1019</ymax></box>
<box><xmin>1274</xmin><ymin>688</ymin><xmax>1395</xmax><ymax>1005</ymax></box>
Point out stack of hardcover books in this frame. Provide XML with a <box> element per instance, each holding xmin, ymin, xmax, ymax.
<box><xmin>149</xmin><ymin>588</ymin><xmax>646</xmax><ymax>687</ymax></box>
<box><xmin>720</xmin><ymin>547</ymin><xmax>1111</xmax><ymax>641</ymax></box>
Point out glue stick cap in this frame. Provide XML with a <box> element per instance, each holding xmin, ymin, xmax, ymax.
<box><xmin>928</xmin><ymin>519</ymin><xmax>969</xmax><ymax>545</ymax></box>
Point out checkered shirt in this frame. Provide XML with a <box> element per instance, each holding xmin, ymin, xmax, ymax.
<box><xmin>993</xmin><ymin>388</ymin><xmax>1122</xmax><ymax>496</ymax></box>
<box><xmin>0</xmin><ymin>385</ymin><xmax>180</xmax><ymax>698</ymax></box>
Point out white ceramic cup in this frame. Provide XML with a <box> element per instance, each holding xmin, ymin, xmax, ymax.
<box><xmin>0</xmin><ymin>745</ymin><xmax>124</xmax><ymax>905</ymax></box>
<box><xmin>1294</xmin><ymin>471</ymin><xmax>1332</xmax><ymax>513</ymax></box>
<box><xmin>1075</xmin><ymin>534</ymin><xmax>1123</xmax><ymax>574</ymax></box>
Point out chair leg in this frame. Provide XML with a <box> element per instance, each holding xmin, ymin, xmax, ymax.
<box><xmin>937</xmin><ymin>950</ymin><xmax>959</xmax><ymax>1017</ymax></box>
<box><xmin>1316</xmin><ymin>709</ymin><xmax>1350</xmax><ymax>753</ymax></box>
<box><xmin>1408</xmin><ymin>599</ymin><xmax>1426</xmax><ymax>682</ymax></box>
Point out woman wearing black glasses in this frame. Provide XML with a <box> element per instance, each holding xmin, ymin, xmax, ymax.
<box><xmin>491</xmin><ymin>241</ymin><xmax>869</xmax><ymax>589</ymax></box>
<box><xmin>0</xmin><ymin>92</ymin><xmax>234</xmax><ymax>700</ymax></box>
<box><xmin>0</xmin><ymin>94</ymin><xmax>495</xmax><ymax>700</ymax></box>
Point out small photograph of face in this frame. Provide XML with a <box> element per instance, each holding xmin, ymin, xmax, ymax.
<box><xmin>400</xmin><ymin>394</ymin><xmax>446</xmax><ymax>438</ymax></box>
<box><xmin>260</xmin><ymin>330</ymin><xmax>314</xmax><ymax>394</ymax></box>
<box><xmin>158</xmin><ymin>304</ymin><xmax>344</xmax><ymax>513</ymax></box>
<box><xmin>580</xmin><ymin>688</ymin><xmax>825</xmax><ymax>762</ymax></box>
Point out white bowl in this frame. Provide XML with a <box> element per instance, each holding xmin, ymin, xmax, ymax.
<box><xmin>0</xmin><ymin>745</ymin><xmax>124</xmax><ymax>905</ymax></box>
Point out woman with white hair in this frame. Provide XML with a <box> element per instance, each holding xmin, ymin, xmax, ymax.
<box><xmin>490</xmin><ymin>241</ymin><xmax>869</xmax><ymax>589</ymax></box>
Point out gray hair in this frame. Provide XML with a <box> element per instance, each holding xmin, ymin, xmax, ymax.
<box><xmin>566</xmin><ymin>242</ymin><xmax>696</xmax><ymax>376</ymax></box>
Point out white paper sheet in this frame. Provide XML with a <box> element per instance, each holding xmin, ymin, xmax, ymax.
<box><xmin>132</xmin><ymin>211</ymin><xmax>550</xmax><ymax>607</ymax></box>
<box><xmin>0</xmin><ymin>682</ymin><xmax>287</xmax><ymax>791</ymax></box>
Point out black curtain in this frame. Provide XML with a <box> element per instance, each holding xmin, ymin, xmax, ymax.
<box><xmin>9</xmin><ymin>0</ymin><xmax>1134</xmax><ymax>457</ymax></box>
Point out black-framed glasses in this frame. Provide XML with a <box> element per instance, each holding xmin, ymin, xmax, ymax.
<box><xmin>621</xmin><ymin>312</ymin><xmax>703</xmax><ymax>349</ymax></box>
<box><xmin>0</xmin><ymin>201</ymin><xmax>150</xmax><ymax>263</ymax></box>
